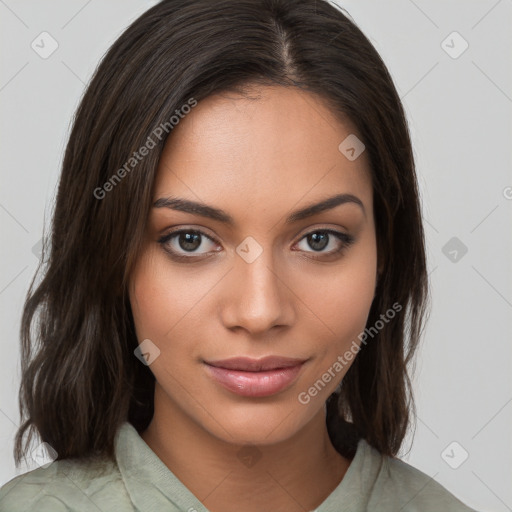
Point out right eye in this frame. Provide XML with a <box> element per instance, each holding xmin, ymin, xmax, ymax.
<box><xmin>158</xmin><ymin>229</ymin><xmax>221</xmax><ymax>261</ymax></box>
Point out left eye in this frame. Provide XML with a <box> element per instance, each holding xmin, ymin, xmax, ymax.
<box><xmin>295</xmin><ymin>229</ymin><xmax>355</xmax><ymax>255</ymax></box>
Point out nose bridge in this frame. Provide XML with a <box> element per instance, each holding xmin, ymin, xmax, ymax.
<box><xmin>235</xmin><ymin>235</ymin><xmax>281</xmax><ymax>301</ymax></box>
<box><xmin>225</xmin><ymin>235</ymin><xmax>292</xmax><ymax>331</ymax></box>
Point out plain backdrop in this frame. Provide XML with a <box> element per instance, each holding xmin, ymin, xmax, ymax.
<box><xmin>0</xmin><ymin>1</ymin><xmax>511</xmax><ymax>511</ymax></box>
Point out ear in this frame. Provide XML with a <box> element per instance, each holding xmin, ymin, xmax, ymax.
<box><xmin>374</xmin><ymin>257</ymin><xmax>384</xmax><ymax>297</ymax></box>
<box><xmin>376</xmin><ymin>255</ymin><xmax>384</xmax><ymax>282</ymax></box>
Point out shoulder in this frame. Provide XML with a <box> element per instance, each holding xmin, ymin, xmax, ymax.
<box><xmin>0</xmin><ymin>455</ymin><xmax>133</xmax><ymax>512</ymax></box>
<box><xmin>361</xmin><ymin>441</ymin><xmax>478</xmax><ymax>511</ymax></box>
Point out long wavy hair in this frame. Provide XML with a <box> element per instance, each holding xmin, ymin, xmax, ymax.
<box><xmin>14</xmin><ymin>0</ymin><xmax>429</xmax><ymax>466</ymax></box>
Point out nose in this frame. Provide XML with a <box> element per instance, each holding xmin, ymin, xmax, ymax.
<box><xmin>220</xmin><ymin>247</ymin><xmax>295</xmax><ymax>336</ymax></box>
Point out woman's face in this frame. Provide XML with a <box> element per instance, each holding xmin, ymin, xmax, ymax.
<box><xmin>129</xmin><ymin>85</ymin><xmax>378</xmax><ymax>446</ymax></box>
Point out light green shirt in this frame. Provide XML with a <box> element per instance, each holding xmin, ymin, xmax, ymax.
<box><xmin>0</xmin><ymin>421</ymin><xmax>477</xmax><ymax>511</ymax></box>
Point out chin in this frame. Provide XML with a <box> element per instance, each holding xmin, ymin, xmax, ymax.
<box><xmin>202</xmin><ymin>399</ymin><xmax>317</xmax><ymax>447</ymax></box>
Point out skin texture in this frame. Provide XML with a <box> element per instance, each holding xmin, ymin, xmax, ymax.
<box><xmin>129</xmin><ymin>85</ymin><xmax>379</xmax><ymax>512</ymax></box>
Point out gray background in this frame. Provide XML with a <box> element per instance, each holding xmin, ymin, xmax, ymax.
<box><xmin>1</xmin><ymin>1</ymin><xmax>511</xmax><ymax>510</ymax></box>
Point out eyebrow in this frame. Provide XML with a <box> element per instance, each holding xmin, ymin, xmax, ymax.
<box><xmin>152</xmin><ymin>193</ymin><xmax>366</xmax><ymax>226</ymax></box>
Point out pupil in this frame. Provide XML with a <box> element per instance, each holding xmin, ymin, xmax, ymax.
<box><xmin>309</xmin><ymin>232</ymin><xmax>328</xmax><ymax>251</ymax></box>
<box><xmin>180</xmin><ymin>232</ymin><xmax>200</xmax><ymax>251</ymax></box>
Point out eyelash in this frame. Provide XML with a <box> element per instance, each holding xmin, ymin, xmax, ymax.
<box><xmin>157</xmin><ymin>228</ymin><xmax>355</xmax><ymax>262</ymax></box>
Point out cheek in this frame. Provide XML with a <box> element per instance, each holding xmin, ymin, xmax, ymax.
<box><xmin>129</xmin><ymin>249</ymin><xmax>203</xmax><ymax>340</ymax></box>
<box><xmin>293</xmin><ymin>239</ymin><xmax>376</xmax><ymax>402</ymax></box>
<box><xmin>296</xmin><ymin>233</ymin><xmax>377</xmax><ymax>342</ymax></box>
<box><xmin>129</xmin><ymin>258</ymin><xmax>190</xmax><ymax>379</ymax></box>
<box><xmin>128</xmin><ymin>252</ymin><xmax>201</xmax><ymax>388</ymax></box>
<box><xmin>129</xmin><ymin>248</ymin><xmax>227</xmax><ymax>383</ymax></box>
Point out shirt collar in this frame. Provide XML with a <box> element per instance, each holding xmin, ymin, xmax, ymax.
<box><xmin>115</xmin><ymin>421</ymin><xmax>210</xmax><ymax>512</ymax></box>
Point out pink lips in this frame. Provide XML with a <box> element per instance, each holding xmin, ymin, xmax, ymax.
<box><xmin>204</xmin><ymin>356</ymin><xmax>306</xmax><ymax>397</ymax></box>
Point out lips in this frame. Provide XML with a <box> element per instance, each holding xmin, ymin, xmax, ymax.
<box><xmin>203</xmin><ymin>356</ymin><xmax>307</xmax><ymax>397</ymax></box>
<box><xmin>205</xmin><ymin>356</ymin><xmax>307</xmax><ymax>372</ymax></box>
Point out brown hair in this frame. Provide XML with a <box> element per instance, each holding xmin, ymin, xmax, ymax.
<box><xmin>14</xmin><ymin>0</ymin><xmax>429</xmax><ymax>466</ymax></box>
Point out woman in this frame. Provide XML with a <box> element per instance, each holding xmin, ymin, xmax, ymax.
<box><xmin>0</xmin><ymin>0</ymin><xmax>477</xmax><ymax>510</ymax></box>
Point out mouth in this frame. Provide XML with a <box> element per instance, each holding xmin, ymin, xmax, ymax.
<box><xmin>203</xmin><ymin>356</ymin><xmax>308</xmax><ymax>397</ymax></box>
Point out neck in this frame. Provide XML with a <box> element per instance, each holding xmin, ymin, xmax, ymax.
<box><xmin>141</xmin><ymin>385</ymin><xmax>352</xmax><ymax>512</ymax></box>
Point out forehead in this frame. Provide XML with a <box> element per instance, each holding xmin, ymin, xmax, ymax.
<box><xmin>153</xmin><ymin>85</ymin><xmax>372</xmax><ymax>214</ymax></box>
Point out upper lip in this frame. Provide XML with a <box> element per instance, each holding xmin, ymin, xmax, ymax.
<box><xmin>204</xmin><ymin>356</ymin><xmax>307</xmax><ymax>372</ymax></box>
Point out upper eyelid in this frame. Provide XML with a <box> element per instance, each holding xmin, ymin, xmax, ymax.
<box><xmin>161</xmin><ymin>227</ymin><xmax>218</xmax><ymax>244</ymax></box>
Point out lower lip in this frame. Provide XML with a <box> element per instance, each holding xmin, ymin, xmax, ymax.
<box><xmin>204</xmin><ymin>363</ymin><xmax>304</xmax><ymax>397</ymax></box>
